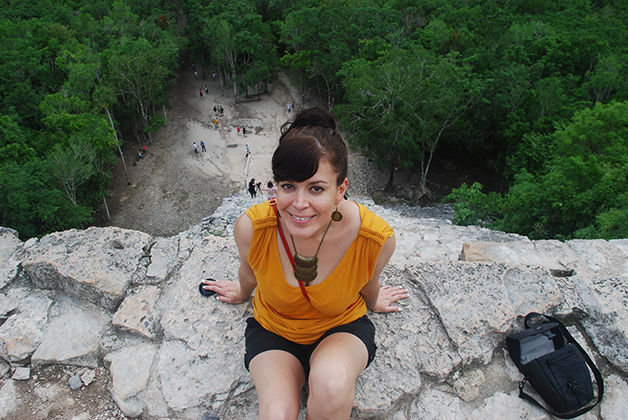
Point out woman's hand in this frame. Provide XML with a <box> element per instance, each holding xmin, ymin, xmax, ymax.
<box><xmin>201</xmin><ymin>279</ymin><xmax>248</xmax><ymax>304</ymax></box>
<box><xmin>371</xmin><ymin>285</ymin><xmax>409</xmax><ymax>313</ymax></box>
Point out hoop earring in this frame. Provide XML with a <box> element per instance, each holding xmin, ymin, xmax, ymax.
<box><xmin>331</xmin><ymin>206</ymin><xmax>343</xmax><ymax>222</ymax></box>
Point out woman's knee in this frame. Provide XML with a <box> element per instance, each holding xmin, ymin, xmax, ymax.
<box><xmin>308</xmin><ymin>361</ymin><xmax>355</xmax><ymax>402</ymax></box>
<box><xmin>258</xmin><ymin>400</ymin><xmax>301</xmax><ymax>420</ymax></box>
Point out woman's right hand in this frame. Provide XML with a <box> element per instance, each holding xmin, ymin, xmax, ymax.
<box><xmin>201</xmin><ymin>279</ymin><xmax>248</xmax><ymax>304</ymax></box>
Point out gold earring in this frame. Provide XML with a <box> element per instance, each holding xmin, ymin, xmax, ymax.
<box><xmin>331</xmin><ymin>206</ymin><xmax>343</xmax><ymax>222</ymax></box>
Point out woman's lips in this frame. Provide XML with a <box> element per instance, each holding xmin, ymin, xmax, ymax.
<box><xmin>288</xmin><ymin>212</ymin><xmax>314</xmax><ymax>222</ymax></box>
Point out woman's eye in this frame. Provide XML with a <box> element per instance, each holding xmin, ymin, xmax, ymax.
<box><xmin>312</xmin><ymin>186</ymin><xmax>324</xmax><ymax>193</ymax></box>
<box><xmin>281</xmin><ymin>183</ymin><xmax>294</xmax><ymax>190</ymax></box>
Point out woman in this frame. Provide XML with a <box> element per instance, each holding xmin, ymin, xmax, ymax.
<box><xmin>248</xmin><ymin>178</ymin><xmax>257</xmax><ymax>198</ymax></box>
<box><xmin>203</xmin><ymin>108</ymin><xmax>408</xmax><ymax>419</ymax></box>
<box><xmin>261</xmin><ymin>181</ymin><xmax>277</xmax><ymax>200</ymax></box>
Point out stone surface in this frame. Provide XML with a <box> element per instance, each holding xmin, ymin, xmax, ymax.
<box><xmin>0</xmin><ymin>197</ymin><xmax>627</xmax><ymax>419</ymax></box>
<box><xmin>112</xmin><ymin>285</ymin><xmax>160</xmax><ymax>339</ymax></box>
<box><xmin>601</xmin><ymin>374</ymin><xmax>628</xmax><ymax>420</ymax></box>
<box><xmin>145</xmin><ymin>236</ymin><xmax>179</xmax><ymax>283</ymax></box>
<box><xmin>0</xmin><ymin>228</ymin><xmax>22</xmax><ymax>289</ymax></box>
<box><xmin>31</xmin><ymin>297</ymin><xmax>110</xmax><ymax>368</ymax></box>
<box><xmin>21</xmin><ymin>226</ymin><xmax>151</xmax><ymax>310</ymax></box>
<box><xmin>0</xmin><ymin>290</ymin><xmax>52</xmax><ymax>361</ymax></box>
<box><xmin>12</xmin><ymin>366</ymin><xmax>30</xmax><ymax>381</ymax></box>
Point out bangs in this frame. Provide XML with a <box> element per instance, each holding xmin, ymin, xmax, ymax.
<box><xmin>272</xmin><ymin>135</ymin><xmax>323</xmax><ymax>183</ymax></box>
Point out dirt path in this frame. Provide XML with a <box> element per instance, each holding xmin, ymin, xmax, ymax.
<box><xmin>99</xmin><ymin>67</ymin><xmax>319</xmax><ymax>237</ymax></box>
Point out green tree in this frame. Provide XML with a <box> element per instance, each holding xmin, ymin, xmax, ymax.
<box><xmin>496</xmin><ymin>101</ymin><xmax>628</xmax><ymax>239</ymax></box>
<box><xmin>47</xmin><ymin>136</ymin><xmax>97</xmax><ymax>207</ymax></box>
<box><xmin>338</xmin><ymin>46</ymin><xmax>483</xmax><ymax>190</ymax></box>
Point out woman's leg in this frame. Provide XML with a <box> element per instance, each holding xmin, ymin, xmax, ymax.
<box><xmin>249</xmin><ymin>350</ymin><xmax>307</xmax><ymax>420</ymax></box>
<box><xmin>306</xmin><ymin>333</ymin><xmax>369</xmax><ymax>420</ymax></box>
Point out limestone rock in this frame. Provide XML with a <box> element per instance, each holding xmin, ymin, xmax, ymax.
<box><xmin>80</xmin><ymin>369</ymin><xmax>96</xmax><ymax>386</ymax></box>
<box><xmin>1</xmin><ymin>196</ymin><xmax>628</xmax><ymax>419</ymax></box>
<box><xmin>145</xmin><ymin>236</ymin><xmax>179</xmax><ymax>283</ymax></box>
<box><xmin>22</xmin><ymin>227</ymin><xmax>151</xmax><ymax>310</ymax></box>
<box><xmin>470</xmin><ymin>391</ymin><xmax>547</xmax><ymax>420</ymax></box>
<box><xmin>600</xmin><ymin>374</ymin><xmax>628</xmax><ymax>420</ymax></box>
<box><xmin>0</xmin><ymin>290</ymin><xmax>52</xmax><ymax>362</ymax></box>
<box><xmin>575</xmin><ymin>276</ymin><xmax>628</xmax><ymax>374</ymax></box>
<box><xmin>105</xmin><ymin>343</ymin><xmax>157</xmax><ymax>400</ymax></box>
<box><xmin>31</xmin><ymin>297</ymin><xmax>110</xmax><ymax>368</ymax></box>
<box><xmin>409</xmin><ymin>388</ymin><xmax>466</xmax><ymax>419</ymax></box>
<box><xmin>567</xmin><ymin>239</ymin><xmax>628</xmax><ymax>278</ymax></box>
<box><xmin>12</xmin><ymin>366</ymin><xmax>30</xmax><ymax>381</ymax></box>
<box><xmin>453</xmin><ymin>369</ymin><xmax>485</xmax><ymax>402</ymax></box>
<box><xmin>408</xmin><ymin>262</ymin><xmax>562</xmax><ymax>364</ymax></box>
<box><xmin>112</xmin><ymin>285</ymin><xmax>160</xmax><ymax>339</ymax></box>
<box><xmin>0</xmin><ymin>228</ymin><xmax>22</xmax><ymax>289</ymax></box>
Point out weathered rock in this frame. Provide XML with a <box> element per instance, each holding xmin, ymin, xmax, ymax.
<box><xmin>453</xmin><ymin>369</ymin><xmax>486</xmax><ymax>402</ymax></box>
<box><xmin>112</xmin><ymin>285</ymin><xmax>160</xmax><ymax>339</ymax></box>
<box><xmin>145</xmin><ymin>236</ymin><xmax>179</xmax><ymax>283</ymax></box>
<box><xmin>1</xmin><ymin>196</ymin><xmax>627</xmax><ymax>419</ymax></box>
<box><xmin>575</xmin><ymin>276</ymin><xmax>628</xmax><ymax>374</ymax></box>
<box><xmin>470</xmin><ymin>391</ymin><xmax>547</xmax><ymax>419</ymax></box>
<box><xmin>21</xmin><ymin>227</ymin><xmax>151</xmax><ymax>310</ymax></box>
<box><xmin>68</xmin><ymin>374</ymin><xmax>82</xmax><ymax>390</ymax></box>
<box><xmin>81</xmin><ymin>369</ymin><xmax>96</xmax><ymax>386</ymax></box>
<box><xmin>0</xmin><ymin>290</ymin><xmax>52</xmax><ymax>362</ymax></box>
<box><xmin>105</xmin><ymin>342</ymin><xmax>157</xmax><ymax>418</ymax></box>
<box><xmin>601</xmin><ymin>374</ymin><xmax>628</xmax><ymax>420</ymax></box>
<box><xmin>12</xmin><ymin>366</ymin><xmax>30</xmax><ymax>381</ymax></box>
<box><xmin>31</xmin><ymin>297</ymin><xmax>110</xmax><ymax>368</ymax></box>
<box><xmin>408</xmin><ymin>262</ymin><xmax>562</xmax><ymax>364</ymax></box>
<box><xmin>0</xmin><ymin>228</ymin><xmax>22</xmax><ymax>289</ymax></box>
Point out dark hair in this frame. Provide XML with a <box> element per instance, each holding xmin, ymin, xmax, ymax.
<box><xmin>267</xmin><ymin>181</ymin><xmax>274</xmax><ymax>188</ymax></box>
<box><xmin>272</xmin><ymin>108</ymin><xmax>348</xmax><ymax>185</ymax></box>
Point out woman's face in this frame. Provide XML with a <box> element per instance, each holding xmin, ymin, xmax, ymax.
<box><xmin>276</xmin><ymin>159</ymin><xmax>347</xmax><ymax>239</ymax></box>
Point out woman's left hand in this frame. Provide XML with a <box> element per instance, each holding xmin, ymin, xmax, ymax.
<box><xmin>371</xmin><ymin>285</ymin><xmax>409</xmax><ymax>313</ymax></box>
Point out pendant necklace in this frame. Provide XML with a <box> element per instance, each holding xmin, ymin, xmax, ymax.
<box><xmin>290</xmin><ymin>219</ymin><xmax>333</xmax><ymax>283</ymax></box>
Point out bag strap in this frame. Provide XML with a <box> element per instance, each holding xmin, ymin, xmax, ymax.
<box><xmin>269</xmin><ymin>199</ymin><xmax>311</xmax><ymax>303</ymax></box>
<box><xmin>518</xmin><ymin>313</ymin><xmax>604</xmax><ymax>419</ymax></box>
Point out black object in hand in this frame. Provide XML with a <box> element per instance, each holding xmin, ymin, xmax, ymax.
<box><xmin>199</xmin><ymin>278</ymin><xmax>217</xmax><ymax>297</ymax></box>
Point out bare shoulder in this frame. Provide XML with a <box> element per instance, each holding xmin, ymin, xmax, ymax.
<box><xmin>234</xmin><ymin>212</ymin><xmax>253</xmax><ymax>250</ymax></box>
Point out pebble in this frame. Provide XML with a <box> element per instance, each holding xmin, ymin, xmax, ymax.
<box><xmin>12</xmin><ymin>366</ymin><xmax>30</xmax><ymax>381</ymax></box>
<box><xmin>68</xmin><ymin>374</ymin><xmax>83</xmax><ymax>390</ymax></box>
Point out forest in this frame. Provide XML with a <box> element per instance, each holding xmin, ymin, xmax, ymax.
<box><xmin>1</xmin><ymin>0</ymin><xmax>627</xmax><ymax>241</ymax></box>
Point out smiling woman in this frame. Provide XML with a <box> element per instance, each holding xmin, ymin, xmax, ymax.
<box><xmin>200</xmin><ymin>107</ymin><xmax>409</xmax><ymax>420</ymax></box>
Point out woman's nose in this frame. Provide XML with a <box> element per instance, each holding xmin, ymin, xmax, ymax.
<box><xmin>292</xmin><ymin>189</ymin><xmax>309</xmax><ymax>209</ymax></box>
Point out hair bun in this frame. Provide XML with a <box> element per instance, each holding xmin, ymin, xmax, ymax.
<box><xmin>285</xmin><ymin>107</ymin><xmax>337</xmax><ymax>133</ymax></box>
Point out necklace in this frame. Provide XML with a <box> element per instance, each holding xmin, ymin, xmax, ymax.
<box><xmin>290</xmin><ymin>219</ymin><xmax>333</xmax><ymax>283</ymax></box>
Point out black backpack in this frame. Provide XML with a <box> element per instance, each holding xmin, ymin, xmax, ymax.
<box><xmin>506</xmin><ymin>313</ymin><xmax>604</xmax><ymax>418</ymax></box>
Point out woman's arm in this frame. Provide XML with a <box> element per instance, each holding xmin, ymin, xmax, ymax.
<box><xmin>202</xmin><ymin>213</ymin><xmax>258</xmax><ymax>304</ymax></box>
<box><xmin>359</xmin><ymin>235</ymin><xmax>408</xmax><ymax>312</ymax></box>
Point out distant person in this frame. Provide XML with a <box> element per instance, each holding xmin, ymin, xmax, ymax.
<box><xmin>243</xmin><ymin>126</ymin><xmax>247</xmax><ymax>137</ymax></box>
<box><xmin>199</xmin><ymin>89</ymin><xmax>203</xmax><ymax>99</ymax></box>
<box><xmin>261</xmin><ymin>181</ymin><xmax>277</xmax><ymax>200</ymax></box>
<box><xmin>204</xmin><ymin>85</ymin><xmax>209</xmax><ymax>94</ymax></box>
<box><xmin>245</xmin><ymin>144</ymin><xmax>250</xmax><ymax>158</ymax></box>
<box><xmin>193</xmin><ymin>142</ymin><xmax>198</xmax><ymax>153</ymax></box>
<box><xmin>212</xmin><ymin>72</ymin><xmax>216</xmax><ymax>81</ymax></box>
<box><xmin>287</xmin><ymin>102</ymin><xmax>291</xmax><ymax>113</ymax></box>
<box><xmin>194</xmin><ymin>71</ymin><xmax>198</xmax><ymax>80</ymax></box>
<box><xmin>248</xmin><ymin>178</ymin><xmax>257</xmax><ymax>198</ymax></box>
<box><xmin>192</xmin><ymin>63</ymin><xmax>195</xmax><ymax>71</ymax></box>
<box><xmin>237</xmin><ymin>126</ymin><xmax>241</xmax><ymax>136</ymax></box>
<box><xmin>201</xmin><ymin>141</ymin><xmax>206</xmax><ymax>152</ymax></box>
